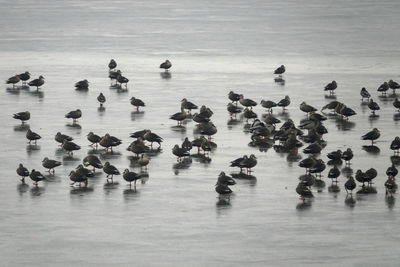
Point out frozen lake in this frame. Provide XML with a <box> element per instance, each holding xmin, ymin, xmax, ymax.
<box><xmin>1</xmin><ymin>0</ymin><xmax>400</xmax><ymax>266</ymax></box>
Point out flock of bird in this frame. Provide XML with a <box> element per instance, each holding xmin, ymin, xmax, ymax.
<box><xmin>7</xmin><ymin>61</ymin><xmax>400</xmax><ymax>204</ymax></box>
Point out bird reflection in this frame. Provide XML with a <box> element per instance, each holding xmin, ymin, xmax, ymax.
<box><xmin>356</xmin><ymin>186</ymin><xmax>377</xmax><ymax>194</ymax></box>
<box><xmin>391</xmin><ymin>155</ymin><xmax>400</xmax><ymax>165</ymax></box>
<box><xmin>123</xmin><ymin>188</ymin><xmax>140</xmax><ymax>200</ymax></box>
<box><xmin>335</xmin><ymin>118</ymin><xmax>356</xmax><ymax>131</ymax></box>
<box><xmin>131</xmin><ymin>111</ymin><xmax>145</xmax><ymax>121</ymax></box>
<box><xmin>231</xmin><ymin>172</ymin><xmax>257</xmax><ymax>182</ymax></box>
<box><xmin>386</xmin><ymin>195</ymin><xmax>396</xmax><ymax>209</ymax></box>
<box><xmin>104</xmin><ymin>182</ymin><xmax>119</xmax><ymax>195</ymax></box>
<box><xmin>296</xmin><ymin>200</ymin><xmax>312</xmax><ymax>210</ymax></box>
<box><xmin>6</xmin><ymin>87</ymin><xmax>20</xmax><ymax>95</ymax></box>
<box><xmin>362</xmin><ymin>145</ymin><xmax>380</xmax><ymax>155</ymax></box>
<box><xmin>313</xmin><ymin>179</ymin><xmax>326</xmax><ymax>192</ymax></box>
<box><xmin>14</xmin><ymin>124</ymin><xmax>30</xmax><ymax>132</ymax></box>
<box><xmin>70</xmin><ymin>187</ymin><xmax>94</xmax><ymax>195</ymax></box>
<box><xmin>173</xmin><ymin>158</ymin><xmax>192</xmax><ymax>172</ymax></box>
<box><xmin>97</xmin><ymin>106</ymin><xmax>106</xmax><ymax>114</ymax></box>
<box><xmin>17</xmin><ymin>183</ymin><xmax>29</xmax><ymax>196</ymax></box>
<box><xmin>216</xmin><ymin>198</ymin><xmax>231</xmax><ymax>207</ymax></box>
<box><xmin>62</xmin><ymin>155</ymin><xmax>80</xmax><ymax>163</ymax></box>
<box><xmin>160</xmin><ymin>72</ymin><xmax>171</xmax><ymax>79</ymax></box>
<box><xmin>139</xmin><ymin>172</ymin><xmax>149</xmax><ymax>184</ymax></box>
<box><xmin>327</xmin><ymin>159</ymin><xmax>342</xmax><ymax>166</ymax></box>
<box><xmin>65</xmin><ymin>123</ymin><xmax>82</xmax><ymax>129</ymax></box>
<box><xmin>274</xmin><ymin>77</ymin><xmax>285</xmax><ymax>85</ymax></box>
<box><xmin>100</xmin><ymin>151</ymin><xmax>122</xmax><ymax>160</ymax></box>
<box><xmin>30</xmin><ymin>186</ymin><xmax>45</xmax><ymax>197</ymax></box>
<box><xmin>345</xmin><ymin>195</ymin><xmax>356</xmax><ymax>208</ymax></box>
<box><xmin>368</xmin><ymin>114</ymin><xmax>379</xmax><ymax>124</ymax></box>
<box><xmin>341</xmin><ymin>166</ymin><xmax>353</xmax><ymax>177</ymax></box>
<box><xmin>227</xmin><ymin>118</ymin><xmax>241</xmax><ymax>129</ymax></box>
<box><xmin>328</xmin><ymin>183</ymin><xmax>340</xmax><ymax>194</ymax></box>
<box><xmin>28</xmin><ymin>90</ymin><xmax>44</xmax><ymax>98</ymax></box>
<box><xmin>324</xmin><ymin>94</ymin><xmax>337</xmax><ymax>100</ymax></box>
<box><xmin>393</xmin><ymin>113</ymin><xmax>400</xmax><ymax>122</ymax></box>
<box><xmin>170</xmin><ymin>125</ymin><xmax>186</xmax><ymax>133</ymax></box>
<box><xmin>26</xmin><ymin>144</ymin><xmax>40</xmax><ymax>155</ymax></box>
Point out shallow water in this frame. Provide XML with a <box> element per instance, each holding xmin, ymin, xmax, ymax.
<box><xmin>1</xmin><ymin>0</ymin><xmax>400</xmax><ymax>266</ymax></box>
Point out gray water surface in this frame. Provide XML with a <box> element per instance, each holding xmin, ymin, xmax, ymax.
<box><xmin>1</xmin><ymin>1</ymin><xmax>400</xmax><ymax>266</ymax></box>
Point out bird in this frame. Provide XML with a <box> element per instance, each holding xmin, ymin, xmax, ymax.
<box><xmin>327</xmin><ymin>150</ymin><xmax>342</xmax><ymax>161</ymax></box>
<box><xmin>227</xmin><ymin>103</ymin><xmax>242</xmax><ymax>117</ymax></box>
<box><xmin>344</xmin><ymin>176</ymin><xmax>356</xmax><ymax>195</ymax></box>
<box><xmin>215</xmin><ymin>182</ymin><xmax>233</xmax><ymax>199</ymax></box>
<box><xmin>29</xmin><ymin>169</ymin><xmax>45</xmax><ymax>186</ymax></box>
<box><xmin>116</xmin><ymin>73</ymin><xmax>129</xmax><ymax>88</ymax></box>
<box><xmin>277</xmin><ymin>95</ymin><xmax>291</xmax><ymax>110</ymax></box>
<box><xmin>390</xmin><ymin>136</ymin><xmax>400</xmax><ymax>155</ymax></box>
<box><xmin>193</xmin><ymin>113</ymin><xmax>210</xmax><ymax>124</ymax></box>
<box><xmin>62</xmin><ymin>140</ymin><xmax>81</xmax><ymax>156</ymax></box>
<box><xmin>138</xmin><ymin>154</ymin><xmax>150</xmax><ymax>171</ymax></box>
<box><xmin>13</xmin><ymin>111</ymin><xmax>30</xmax><ymax>124</ymax></box>
<box><xmin>181</xmin><ymin>98</ymin><xmax>198</xmax><ymax>113</ymax></box>
<box><xmin>18</xmin><ymin>71</ymin><xmax>30</xmax><ymax>85</ymax></box>
<box><xmin>386</xmin><ymin>164</ymin><xmax>398</xmax><ymax>178</ymax></box>
<box><xmin>303</xmin><ymin>142</ymin><xmax>323</xmax><ymax>155</ymax></box>
<box><xmin>274</xmin><ymin>65</ymin><xmax>285</xmax><ymax>75</ymax></box>
<box><xmin>299</xmin><ymin>156</ymin><xmax>317</xmax><ymax>174</ymax></box>
<box><xmin>99</xmin><ymin>134</ymin><xmax>122</xmax><ymax>152</ymax></box>
<box><xmin>42</xmin><ymin>157</ymin><xmax>62</xmax><ymax>173</ymax></box>
<box><xmin>309</xmin><ymin>159</ymin><xmax>326</xmax><ymax>178</ymax></box>
<box><xmin>341</xmin><ymin>148</ymin><xmax>353</xmax><ymax>165</ymax></box>
<box><xmin>263</xmin><ymin>114</ymin><xmax>280</xmax><ymax>125</ymax></box>
<box><xmin>123</xmin><ymin>169</ymin><xmax>141</xmax><ymax>187</ymax></box>
<box><xmin>26</xmin><ymin>129</ymin><xmax>41</xmax><ymax>144</ymax></box>
<box><xmin>130</xmin><ymin>129</ymin><xmax>149</xmax><ymax>139</ymax></box>
<box><xmin>199</xmin><ymin>105</ymin><xmax>214</xmax><ymax>118</ymax></box>
<box><xmin>160</xmin><ymin>60</ymin><xmax>172</xmax><ymax>72</ymax></box>
<box><xmin>239</xmin><ymin>95</ymin><xmax>257</xmax><ymax>110</ymax></box>
<box><xmin>130</xmin><ymin>97</ymin><xmax>145</xmax><ymax>111</ymax></box>
<box><xmin>6</xmin><ymin>75</ymin><xmax>20</xmax><ymax>88</ymax></box>
<box><xmin>172</xmin><ymin>144</ymin><xmax>190</xmax><ymax>161</ymax></box>
<box><xmin>199</xmin><ymin>122</ymin><xmax>218</xmax><ymax>140</ymax></box>
<box><xmin>170</xmin><ymin>109</ymin><xmax>187</xmax><ymax>126</ymax></box>
<box><xmin>367</xmin><ymin>99</ymin><xmax>380</xmax><ymax>115</ymax></box>
<box><xmin>377</xmin><ymin>82</ymin><xmax>389</xmax><ymax>95</ymax></box>
<box><xmin>103</xmin><ymin>162</ymin><xmax>120</xmax><ymax>183</ymax></box>
<box><xmin>230</xmin><ymin>155</ymin><xmax>246</xmax><ymax>172</ymax></box>
<box><xmin>260</xmin><ymin>100</ymin><xmax>277</xmax><ymax>113</ymax></box>
<box><xmin>75</xmin><ymin>79</ymin><xmax>89</xmax><ymax>90</ymax></box>
<box><xmin>324</xmin><ymin>80</ymin><xmax>337</xmax><ymax>95</ymax></box>
<box><xmin>243</xmin><ymin>108</ymin><xmax>258</xmax><ymax>123</ymax></box>
<box><xmin>321</xmin><ymin>101</ymin><xmax>341</xmax><ymax>112</ymax></box>
<box><xmin>327</xmin><ymin>166</ymin><xmax>341</xmax><ymax>183</ymax></box>
<box><xmin>108</xmin><ymin>59</ymin><xmax>117</xmax><ymax>70</ymax></box>
<box><xmin>75</xmin><ymin>164</ymin><xmax>95</xmax><ymax>178</ymax></box>
<box><xmin>109</xmin><ymin>69</ymin><xmax>121</xmax><ymax>84</ymax></box>
<box><xmin>87</xmin><ymin>132</ymin><xmax>102</xmax><ymax>148</ymax></box>
<box><xmin>337</xmin><ymin>104</ymin><xmax>356</xmax><ymax>120</ymax></box>
<box><xmin>16</xmin><ymin>164</ymin><xmax>30</xmax><ymax>183</ymax></box>
<box><xmin>143</xmin><ymin>130</ymin><xmax>163</xmax><ymax>148</ymax></box>
<box><xmin>65</xmin><ymin>109</ymin><xmax>82</xmax><ymax>123</ymax></box>
<box><xmin>192</xmin><ymin>136</ymin><xmax>207</xmax><ymax>153</ymax></box>
<box><xmin>228</xmin><ymin>91</ymin><xmax>241</xmax><ymax>105</ymax></box>
<box><xmin>388</xmin><ymin>80</ymin><xmax>400</xmax><ymax>94</ymax></box>
<box><xmin>361</xmin><ymin>128</ymin><xmax>380</xmax><ymax>145</ymax></box>
<box><xmin>241</xmin><ymin>154</ymin><xmax>257</xmax><ymax>173</ymax></box>
<box><xmin>28</xmin><ymin>75</ymin><xmax>45</xmax><ymax>90</ymax></box>
<box><xmin>127</xmin><ymin>137</ymin><xmax>149</xmax><ymax>157</ymax></box>
<box><xmin>393</xmin><ymin>98</ymin><xmax>400</xmax><ymax>112</ymax></box>
<box><xmin>97</xmin><ymin>93</ymin><xmax>106</xmax><ymax>107</ymax></box>
<box><xmin>360</xmin><ymin>87</ymin><xmax>371</xmax><ymax>101</ymax></box>
<box><xmin>300</xmin><ymin>102</ymin><xmax>317</xmax><ymax>117</ymax></box>
<box><xmin>296</xmin><ymin>181</ymin><xmax>313</xmax><ymax>201</ymax></box>
<box><xmin>364</xmin><ymin>168</ymin><xmax>377</xmax><ymax>186</ymax></box>
<box><xmin>83</xmin><ymin>155</ymin><xmax>103</xmax><ymax>172</ymax></box>
<box><xmin>217</xmin><ymin>172</ymin><xmax>236</xmax><ymax>186</ymax></box>
<box><xmin>69</xmin><ymin>171</ymin><xmax>88</xmax><ymax>187</ymax></box>
<box><xmin>55</xmin><ymin>132</ymin><xmax>73</xmax><ymax>146</ymax></box>
<box><xmin>181</xmin><ymin>137</ymin><xmax>192</xmax><ymax>152</ymax></box>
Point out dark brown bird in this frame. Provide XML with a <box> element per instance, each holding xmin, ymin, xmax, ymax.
<box><xmin>341</xmin><ymin>148</ymin><xmax>353</xmax><ymax>165</ymax></box>
<box><xmin>13</xmin><ymin>111</ymin><xmax>30</xmax><ymax>124</ymax></box>
<box><xmin>274</xmin><ymin>65</ymin><xmax>285</xmax><ymax>75</ymax></box>
<box><xmin>390</xmin><ymin>136</ymin><xmax>400</xmax><ymax>155</ymax></box>
<box><xmin>16</xmin><ymin>163</ymin><xmax>29</xmax><ymax>183</ymax></box>
<box><xmin>99</xmin><ymin>134</ymin><xmax>122</xmax><ymax>152</ymax></box>
<box><xmin>42</xmin><ymin>157</ymin><xmax>62</xmax><ymax>173</ymax></box>
<box><xmin>227</xmin><ymin>103</ymin><xmax>242</xmax><ymax>117</ymax></box>
<box><xmin>160</xmin><ymin>60</ymin><xmax>172</xmax><ymax>71</ymax></box>
<box><xmin>172</xmin><ymin>144</ymin><xmax>190</xmax><ymax>161</ymax></box>
<box><xmin>239</xmin><ymin>95</ymin><xmax>257</xmax><ymax>110</ymax></box>
<box><xmin>389</xmin><ymin>80</ymin><xmax>400</xmax><ymax>94</ymax></box>
<box><xmin>28</xmin><ymin>75</ymin><xmax>44</xmax><ymax>90</ymax></box>
<box><xmin>277</xmin><ymin>95</ymin><xmax>291</xmax><ymax>110</ymax></box>
<box><xmin>260</xmin><ymin>100</ymin><xmax>277</xmax><ymax>113</ymax></box>
<box><xmin>55</xmin><ymin>132</ymin><xmax>73</xmax><ymax>146</ymax></box>
<box><xmin>217</xmin><ymin>172</ymin><xmax>236</xmax><ymax>186</ymax></box>
<box><xmin>367</xmin><ymin>99</ymin><xmax>380</xmax><ymax>115</ymax></box>
<box><xmin>26</xmin><ymin>129</ymin><xmax>41</xmax><ymax>144</ymax></box>
<box><xmin>327</xmin><ymin>166</ymin><xmax>340</xmax><ymax>182</ymax></box>
<box><xmin>65</xmin><ymin>109</ymin><xmax>82</xmax><ymax>123</ymax></box>
<box><xmin>215</xmin><ymin>183</ymin><xmax>233</xmax><ymax>199</ymax></box>
<box><xmin>69</xmin><ymin>171</ymin><xmax>88</xmax><ymax>187</ymax></box>
<box><xmin>143</xmin><ymin>130</ymin><xmax>163</xmax><ymax>148</ymax></box>
<box><xmin>360</xmin><ymin>87</ymin><xmax>370</xmax><ymax>101</ymax></box>
<box><xmin>29</xmin><ymin>169</ymin><xmax>45</xmax><ymax>186</ymax></box>
<box><xmin>18</xmin><ymin>71</ymin><xmax>30</xmax><ymax>85</ymax></box>
<box><xmin>344</xmin><ymin>176</ymin><xmax>356</xmax><ymax>195</ymax></box>
<box><xmin>87</xmin><ymin>132</ymin><xmax>102</xmax><ymax>148</ymax></box>
<box><xmin>6</xmin><ymin>75</ymin><xmax>20</xmax><ymax>88</ymax></box>
<box><xmin>138</xmin><ymin>154</ymin><xmax>150</xmax><ymax>170</ymax></box>
<box><xmin>393</xmin><ymin>98</ymin><xmax>400</xmax><ymax>112</ymax></box>
<box><xmin>228</xmin><ymin>91</ymin><xmax>241</xmax><ymax>105</ymax></box>
<box><xmin>108</xmin><ymin>59</ymin><xmax>117</xmax><ymax>70</ymax></box>
<box><xmin>181</xmin><ymin>98</ymin><xmax>198</xmax><ymax>113</ymax></box>
<box><xmin>116</xmin><ymin>73</ymin><xmax>129</xmax><ymax>88</ymax></box>
<box><xmin>300</xmin><ymin>102</ymin><xmax>317</xmax><ymax>117</ymax></box>
<box><xmin>296</xmin><ymin>181</ymin><xmax>313</xmax><ymax>201</ymax></box>
<box><xmin>361</xmin><ymin>128</ymin><xmax>380</xmax><ymax>145</ymax></box>
<box><xmin>83</xmin><ymin>155</ymin><xmax>103</xmax><ymax>172</ymax></box>
<box><xmin>130</xmin><ymin>97</ymin><xmax>145</xmax><ymax>111</ymax></box>
<box><xmin>75</xmin><ymin>79</ymin><xmax>89</xmax><ymax>90</ymax></box>
<box><xmin>103</xmin><ymin>162</ymin><xmax>120</xmax><ymax>183</ymax></box>
<box><xmin>62</xmin><ymin>140</ymin><xmax>81</xmax><ymax>156</ymax></box>
<box><xmin>324</xmin><ymin>80</ymin><xmax>337</xmax><ymax>95</ymax></box>
<box><xmin>123</xmin><ymin>169</ymin><xmax>141</xmax><ymax>187</ymax></box>
<box><xmin>377</xmin><ymin>82</ymin><xmax>389</xmax><ymax>95</ymax></box>
<box><xmin>97</xmin><ymin>93</ymin><xmax>106</xmax><ymax>107</ymax></box>
<box><xmin>170</xmin><ymin>109</ymin><xmax>187</xmax><ymax>126</ymax></box>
